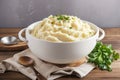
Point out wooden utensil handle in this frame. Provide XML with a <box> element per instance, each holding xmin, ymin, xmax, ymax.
<box><xmin>31</xmin><ymin>66</ymin><xmax>46</xmax><ymax>80</ymax></box>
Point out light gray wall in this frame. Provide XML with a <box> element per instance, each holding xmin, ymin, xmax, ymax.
<box><xmin>0</xmin><ymin>0</ymin><xmax>120</xmax><ymax>28</ymax></box>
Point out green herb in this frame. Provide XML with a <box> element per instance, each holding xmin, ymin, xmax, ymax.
<box><xmin>51</xmin><ymin>22</ymin><xmax>54</xmax><ymax>24</ymax></box>
<box><xmin>55</xmin><ymin>15</ymin><xmax>70</xmax><ymax>21</ymax></box>
<box><xmin>88</xmin><ymin>41</ymin><xmax>120</xmax><ymax>71</ymax></box>
<box><xmin>69</xmin><ymin>27</ymin><xmax>72</xmax><ymax>29</ymax></box>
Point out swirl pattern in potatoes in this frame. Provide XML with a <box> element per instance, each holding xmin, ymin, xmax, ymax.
<box><xmin>31</xmin><ymin>15</ymin><xmax>96</xmax><ymax>42</ymax></box>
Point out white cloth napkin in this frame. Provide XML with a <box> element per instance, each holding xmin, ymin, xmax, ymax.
<box><xmin>0</xmin><ymin>49</ymin><xmax>95</xmax><ymax>80</ymax></box>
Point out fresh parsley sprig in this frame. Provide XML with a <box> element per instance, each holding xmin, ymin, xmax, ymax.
<box><xmin>88</xmin><ymin>41</ymin><xmax>120</xmax><ymax>71</ymax></box>
<box><xmin>55</xmin><ymin>15</ymin><xmax>70</xmax><ymax>21</ymax></box>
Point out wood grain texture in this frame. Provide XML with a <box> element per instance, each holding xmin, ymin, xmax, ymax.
<box><xmin>0</xmin><ymin>42</ymin><xmax>28</xmax><ymax>51</ymax></box>
<box><xmin>0</xmin><ymin>28</ymin><xmax>120</xmax><ymax>80</ymax></box>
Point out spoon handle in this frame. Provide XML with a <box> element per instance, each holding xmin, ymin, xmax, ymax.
<box><xmin>31</xmin><ymin>66</ymin><xmax>41</xmax><ymax>80</ymax></box>
<box><xmin>31</xmin><ymin>66</ymin><xmax>46</xmax><ymax>80</ymax></box>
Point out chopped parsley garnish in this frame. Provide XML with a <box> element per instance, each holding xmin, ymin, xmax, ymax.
<box><xmin>51</xmin><ymin>22</ymin><xmax>54</xmax><ymax>24</ymax></box>
<box><xmin>69</xmin><ymin>27</ymin><xmax>72</xmax><ymax>29</ymax></box>
<box><xmin>55</xmin><ymin>15</ymin><xmax>70</xmax><ymax>21</ymax></box>
<box><xmin>88</xmin><ymin>41</ymin><xmax>120</xmax><ymax>71</ymax></box>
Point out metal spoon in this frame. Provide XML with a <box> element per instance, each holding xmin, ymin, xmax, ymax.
<box><xmin>18</xmin><ymin>56</ymin><xmax>41</xmax><ymax>80</ymax></box>
<box><xmin>0</xmin><ymin>36</ymin><xmax>18</xmax><ymax>45</ymax></box>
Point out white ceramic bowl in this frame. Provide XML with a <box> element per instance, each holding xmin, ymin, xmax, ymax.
<box><xmin>18</xmin><ymin>20</ymin><xmax>105</xmax><ymax>64</ymax></box>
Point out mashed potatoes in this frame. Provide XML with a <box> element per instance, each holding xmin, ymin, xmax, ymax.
<box><xmin>30</xmin><ymin>15</ymin><xmax>95</xmax><ymax>42</ymax></box>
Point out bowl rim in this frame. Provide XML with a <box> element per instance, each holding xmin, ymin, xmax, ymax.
<box><xmin>26</xmin><ymin>20</ymin><xmax>99</xmax><ymax>44</ymax></box>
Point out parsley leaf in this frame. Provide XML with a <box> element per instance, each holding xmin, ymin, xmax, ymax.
<box><xmin>88</xmin><ymin>41</ymin><xmax>120</xmax><ymax>71</ymax></box>
<box><xmin>69</xmin><ymin>27</ymin><xmax>72</xmax><ymax>29</ymax></box>
<box><xmin>55</xmin><ymin>15</ymin><xmax>70</xmax><ymax>21</ymax></box>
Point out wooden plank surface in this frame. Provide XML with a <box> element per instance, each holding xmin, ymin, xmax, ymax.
<box><xmin>0</xmin><ymin>28</ymin><xmax>120</xmax><ymax>80</ymax></box>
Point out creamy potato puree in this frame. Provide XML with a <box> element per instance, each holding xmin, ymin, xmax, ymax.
<box><xmin>31</xmin><ymin>15</ymin><xmax>95</xmax><ymax>42</ymax></box>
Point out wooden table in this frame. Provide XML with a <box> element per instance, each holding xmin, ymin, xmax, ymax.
<box><xmin>0</xmin><ymin>28</ymin><xmax>120</xmax><ymax>80</ymax></box>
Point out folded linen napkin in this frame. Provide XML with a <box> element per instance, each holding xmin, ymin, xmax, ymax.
<box><xmin>0</xmin><ymin>49</ymin><xmax>95</xmax><ymax>80</ymax></box>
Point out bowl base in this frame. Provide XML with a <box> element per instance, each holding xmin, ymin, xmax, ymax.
<box><xmin>39</xmin><ymin>57</ymin><xmax>87</xmax><ymax>67</ymax></box>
